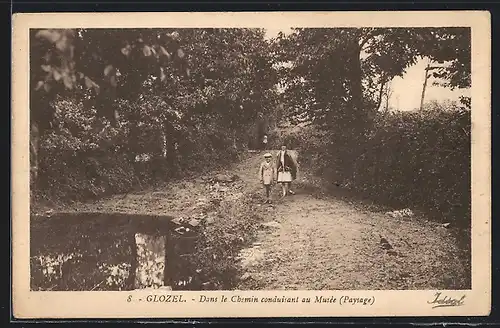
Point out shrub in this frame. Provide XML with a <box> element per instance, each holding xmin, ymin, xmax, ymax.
<box><xmin>297</xmin><ymin>105</ymin><xmax>471</xmax><ymax>228</ymax></box>
<box><xmin>351</xmin><ymin>108</ymin><xmax>470</xmax><ymax>226</ymax></box>
<box><xmin>34</xmin><ymin>97</ymin><xmax>252</xmax><ymax>203</ymax></box>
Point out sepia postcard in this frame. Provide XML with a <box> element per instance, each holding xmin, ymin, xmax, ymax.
<box><xmin>12</xmin><ymin>11</ymin><xmax>491</xmax><ymax>319</ymax></box>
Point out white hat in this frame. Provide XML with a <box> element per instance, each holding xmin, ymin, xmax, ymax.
<box><xmin>264</xmin><ymin>153</ymin><xmax>272</xmax><ymax>158</ymax></box>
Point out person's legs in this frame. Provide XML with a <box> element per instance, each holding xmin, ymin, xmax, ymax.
<box><xmin>288</xmin><ymin>182</ymin><xmax>295</xmax><ymax>195</ymax></box>
<box><xmin>265</xmin><ymin>184</ymin><xmax>271</xmax><ymax>200</ymax></box>
<box><xmin>282</xmin><ymin>182</ymin><xmax>288</xmax><ymax>197</ymax></box>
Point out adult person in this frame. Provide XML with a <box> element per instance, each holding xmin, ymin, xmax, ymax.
<box><xmin>275</xmin><ymin>144</ymin><xmax>299</xmax><ymax>197</ymax></box>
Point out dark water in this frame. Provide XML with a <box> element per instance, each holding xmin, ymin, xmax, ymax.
<box><xmin>30</xmin><ymin>212</ymin><xmax>207</xmax><ymax>291</ymax></box>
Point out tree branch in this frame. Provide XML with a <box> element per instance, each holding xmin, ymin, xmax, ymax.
<box><xmin>359</xmin><ymin>28</ymin><xmax>385</xmax><ymax>50</ymax></box>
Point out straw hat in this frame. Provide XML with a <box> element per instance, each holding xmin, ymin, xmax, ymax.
<box><xmin>264</xmin><ymin>153</ymin><xmax>272</xmax><ymax>158</ymax></box>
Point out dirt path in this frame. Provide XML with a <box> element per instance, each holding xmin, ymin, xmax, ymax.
<box><xmin>34</xmin><ymin>150</ymin><xmax>469</xmax><ymax>291</ymax></box>
<box><xmin>235</xmin><ymin>152</ymin><xmax>469</xmax><ymax>291</ymax></box>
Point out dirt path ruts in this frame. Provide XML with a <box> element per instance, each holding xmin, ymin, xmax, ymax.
<box><xmin>236</xmin><ymin>152</ymin><xmax>469</xmax><ymax>290</ymax></box>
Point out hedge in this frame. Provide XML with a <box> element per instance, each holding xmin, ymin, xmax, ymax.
<box><xmin>283</xmin><ymin>107</ymin><xmax>471</xmax><ymax>228</ymax></box>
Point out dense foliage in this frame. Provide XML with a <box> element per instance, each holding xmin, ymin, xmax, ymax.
<box><xmin>30</xmin><ymin>28</ymin><xmax>278</xmax><ymax>201</ymax></box>
<box><xmin>31</xmin><ymin>26</ymin><xmax>472</xmax><ymax>231</ymax></box>
<box><xmin>288</xmin><ymin>106</ymin><xmax>471</xmax><ymax>226</ymax></box>
<box><xmin>274</xmin><ymin>27</ymin><xmax>471</xmax><ymax>227</ymax></box>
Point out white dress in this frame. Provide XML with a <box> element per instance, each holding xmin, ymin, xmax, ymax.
<box><xmin>277</xmin><ymin>171</ymin><xmax>292</xmax><ymax>182</ymax></box>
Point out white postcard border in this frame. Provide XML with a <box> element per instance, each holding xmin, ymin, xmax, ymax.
<box><xmin>12</xmin><ymin>11</ymin><xmax>491</xmax><ymax>318</ymax></box>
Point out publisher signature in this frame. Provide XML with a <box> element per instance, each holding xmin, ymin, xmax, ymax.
<box><xmin>427</xmin><ymin>292</ymin><xmax>466</xmax><ymax>309</ymax></box>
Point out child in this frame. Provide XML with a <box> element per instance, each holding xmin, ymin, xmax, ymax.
<box><xmin>259</xmin><ymin>153</ymin><xmax>276</xmax><ymax>203</ymax></box>
<box><xmin>262</xmin><ymin>135</ymin><xmax>268</xmax><ymax>150</ymax></box>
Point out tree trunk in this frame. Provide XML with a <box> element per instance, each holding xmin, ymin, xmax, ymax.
<box><xmin>384</xmin><ymin>84</ymin><xmax>391</xmax><ymax>113</ymax></box>
<box><xmin>349</xmin><ymin>45</ymin><xmax>362</xmax><ymax>110</ymax></box>
<box><xmin>420</xmin><ymin>64</ymin><xmax>431</xmax><ymax>111</ymax></box>
<box><xmin>348</xmin><ymin>42</ymin><xmax>367</xmax><ymax>136</ymax></box>
<box><xmin>376</xmin><ymin>76</ymin><xmax>386</xmax><ymax>112</ymax></box>
<box><xmin>344</xmin><ymin>40</ymin><xmax>370</xmax><ymax>182</ymax></box>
